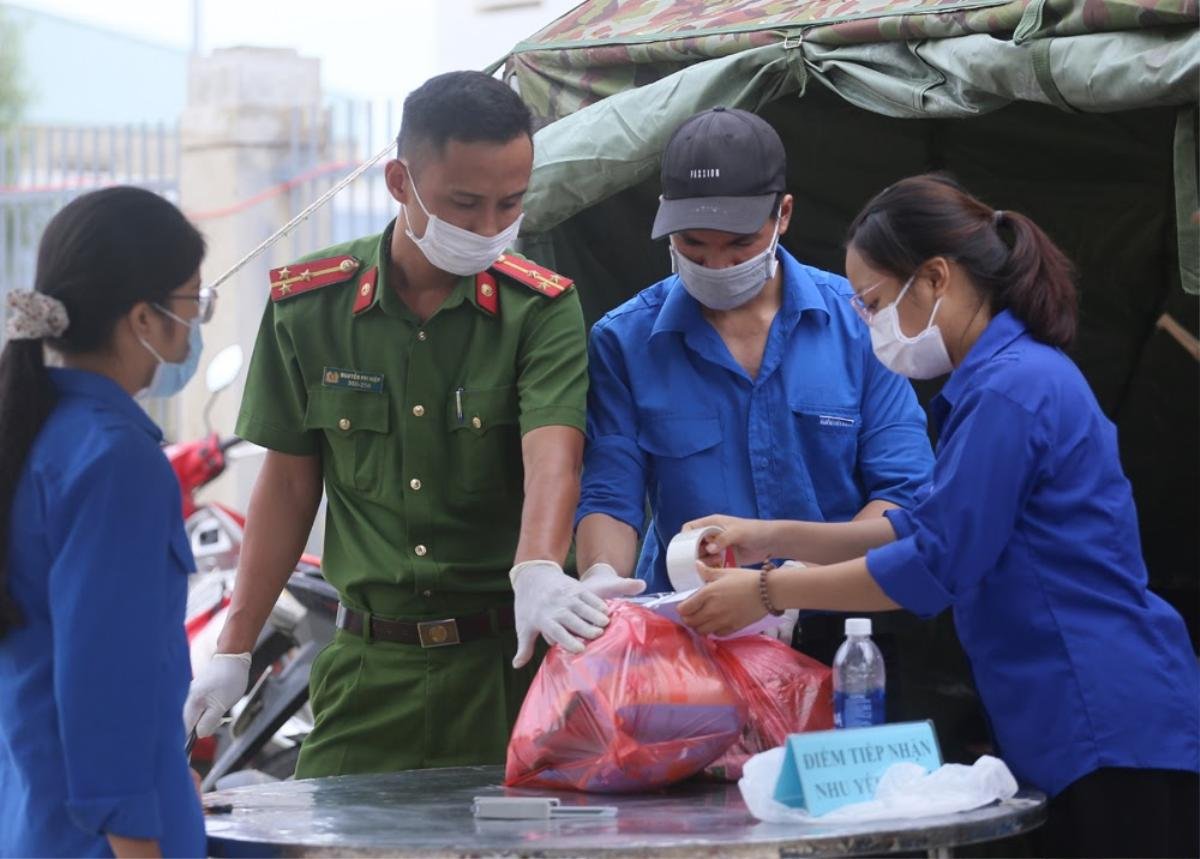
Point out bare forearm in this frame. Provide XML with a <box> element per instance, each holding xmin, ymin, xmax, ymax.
<box><xmin>106</xmin><ymin>835</ymin><xmax>160</xmax><ymax>858</ymax></box>
<box><xmin>218</xmin><ymin>452</ymin><xmax>322</xmax><ymax>654</ymax></box>
<box><xmin>514</xmin><ymin>426</ymin><xmax>583</xmax><ymax>565</ymax></box>
<box><xmin>767</xmin><ymin>556</ymin><xmax>901</xmax><ymax>612</ymax></box>
<box><xmin>576</xmin><ymin>513</ymin><xmax>639</xmax><ymax>577</ymax></box>
<box><xmin>767</xmin><ymin>516</ymin><xmax>898</xmax><ymax>565</ymax></box>
<box><xmin>853</xmin><ymin>498</ymin><xmax>898</xmax><ymax>520</ymax></box>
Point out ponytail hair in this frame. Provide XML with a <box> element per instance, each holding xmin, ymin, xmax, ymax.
<box><xmin>0</xmin><ymin>340</ymin><xmax>51</xmax><ymax>636</ymax></box>
<box><xmin>0</xmin><ymin>187</ymin><xmax>205</xmax><ymax>639</ymax></box>
<box><xmin>846</xmin><ymin>174</ymin><xmax>1077</xmax><ymax>347</ymax></box>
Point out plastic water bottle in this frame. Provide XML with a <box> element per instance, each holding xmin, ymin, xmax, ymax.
<box><xmin>832</xmin><ymin>618</ymin><xmax>886</xmax><ymax>728</ymax></box>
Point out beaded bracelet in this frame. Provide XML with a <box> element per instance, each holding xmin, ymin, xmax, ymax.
<box><xmin>759</xmin><ymin>567</ymin><xmax>784</xmax><ymax>617</ymax></box>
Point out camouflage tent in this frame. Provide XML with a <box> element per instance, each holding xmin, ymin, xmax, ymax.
<box><xmin>501</xmin><ymin>0</ymin><xmax>1197</xmax><ymax>296</ymax></box>
<box><xmin>498</xmin><ymin>0</ymin><xmax>1199</xmax><ymax>760</ymax></box>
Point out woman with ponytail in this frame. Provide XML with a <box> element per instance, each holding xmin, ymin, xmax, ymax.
<box><xmin>678</xmin><ymin>174</ymin><xmax>1198</xmax><ymax>857</ymax></box>
<box><xmin>0</xmin><ymin>187</ymin><xmax>211</xmax><ymax>858</ymax></box>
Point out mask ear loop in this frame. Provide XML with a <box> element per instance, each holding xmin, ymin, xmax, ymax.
<box><xmin>925</xmin><ymin>295</ymin><xmax>944</xmax><ymax>330</ymax></box>
<box><xmin>766</xmin><ymin>209</ymin><xmax>783</xmax><ymax>279</ymax></box>
<box><xmin>399</xmin><ymin>161</ymin><xmax>432</xmax><ymax>241</ymax></box>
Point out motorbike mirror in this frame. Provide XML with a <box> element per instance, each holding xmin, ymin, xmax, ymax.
<box><xmin>205</xmin><ymin>345</ymin><xmax>244</xmax><ymax>395</ymax></box>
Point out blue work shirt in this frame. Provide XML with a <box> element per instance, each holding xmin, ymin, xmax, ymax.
<box><xmin>0</xmin><ymin>369</ymin><xmax>205</xmax><ymax>857</ymax></box>
<box><xmin>577</xmin><ymin>247</ymin><xmax>934</xmax><ymax>592</ymax></box>
<box><xmin>868</xmin><ymin>311</ymin><xmax>1200</xmax><ymax>797</ymax></box>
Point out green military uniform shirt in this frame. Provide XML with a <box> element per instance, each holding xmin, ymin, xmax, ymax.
<box><xmin>236</xmin><ymin>220</ymin><xmax>588</xmax><ymax>620</ymax></box>
<box><xmin>234</xmin><ymin>221</ymin><xmax>586</xmax><ymax>777</ymax></box>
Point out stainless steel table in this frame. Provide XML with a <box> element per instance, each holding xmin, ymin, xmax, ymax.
<box><xmin>204</xmin><ymin>765</ymin><xmax>1046</xmax><ymax>858</ymax></box>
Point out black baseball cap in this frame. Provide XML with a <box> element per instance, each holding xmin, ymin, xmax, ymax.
<box><xmin>651</xmin><ymin>107</ymin><xmax>787</xmax><ymax>240</ymax></box>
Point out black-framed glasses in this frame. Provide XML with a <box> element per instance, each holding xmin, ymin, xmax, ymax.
<box><xmin>162</xmin><ymin>285</ymin><xmax>217</xmax><ymax>324</ymax></box>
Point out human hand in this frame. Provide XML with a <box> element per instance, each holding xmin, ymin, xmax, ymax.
<box><xmin>580</xmin><ymin>563</ymin><xmax>647</xmax><ymax>599</ymax></box>
<box><xmin>511</xmin><ymin>560</ymin><xmax>609</xmax><ymax>668</ymax></box>
<box><xmin>677</xmin><ymin>563</ymin><xmax>767</xmax><ymax>637</ymax></box>
<box><xmin>681</xmin><ymin>515</ymin><xmax>777</xmax><ymax>567</ymax></box>
<box><xmin>184</xmin><ymin>652</ymin><xmax>251</xmax><ymax>737</ymax></box>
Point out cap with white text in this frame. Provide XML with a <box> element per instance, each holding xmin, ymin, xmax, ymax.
<box><xmin>651</xmin><ymin>107</ymin><xmax>787</xmax><ymax>240</ymax></box>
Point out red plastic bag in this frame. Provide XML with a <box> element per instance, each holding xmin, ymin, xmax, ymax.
<box><xmin>704</xmin><ymin>635</ymin><xmax>834</xmax><ymax>781</ymax></box>
<box><xmin>505</xmin><ymin>601</ymin><xmax>746</xmax><ymax>793</ymax></box>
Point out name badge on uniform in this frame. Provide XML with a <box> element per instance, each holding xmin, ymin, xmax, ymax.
<box><xmin>322</xmin><ymin>367</ymin><xmax>384</xmax><ymax>394</ymax></box>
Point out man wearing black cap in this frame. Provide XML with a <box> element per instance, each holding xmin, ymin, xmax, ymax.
<box><xmin>573</xmin><ymin>107</ymin><xmax>934</xmax><ymax>610</ymax></box>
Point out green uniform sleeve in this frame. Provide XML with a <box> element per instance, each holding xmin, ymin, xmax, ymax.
<box><xmin>235</xmin><ymin>300</ymin><xmax>319</xmax><ymax>456</ymax></box>
<box><xmin>516</xmin><ymin>287</ymin><xmax>588</xmax><ymax>435</ymax></box>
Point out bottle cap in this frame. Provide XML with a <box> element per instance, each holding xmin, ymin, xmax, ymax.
<box><xmin>845</xmin><ymin>617</ymin><xmax>872</xmax><ymax>636</ymax></box>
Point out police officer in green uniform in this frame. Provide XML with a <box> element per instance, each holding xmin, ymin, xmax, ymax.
<box><xmin>184</xmin><ymin>71</ymin><xmax>644</xmax><ymax>777</ymax></box>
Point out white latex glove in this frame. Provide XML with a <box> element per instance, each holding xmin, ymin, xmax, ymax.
<box><xmin>766</xmin><ymin>609</ymin><xmax>801</xmax><ymax>645</ymax></box>
<box><xmin>511</xmin><ymin>560</ymin><xmax>610</xmax><ymax>668</ymax></box>
<box><xmin>184</xmin><ymin>652</ymin><xmax>251</xmax><ymax>737</ymax></box>
<box><xmin>580</xmin><ymin>563</ymin><xmax>647</xmax><ymax>599</ymax></box>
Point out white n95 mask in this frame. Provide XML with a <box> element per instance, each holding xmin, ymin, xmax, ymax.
<box><xmin>403</xmin><ymin>169</ymin><xmax>523</xmax><ymax>276</ymax></box>
<box><xmin>670</xmin><ymin>217</ymin><xmax>781</xmax><ymax>311</ymax></box>
<box><xmin>868</xmin><ymin>276</ymin><xmax>953</xmax><ymax>380</ymax></box>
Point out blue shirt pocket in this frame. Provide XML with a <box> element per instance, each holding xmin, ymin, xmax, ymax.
<box><xmin>787</xmin><ymin>397</ymin><xmax>863</xmax><ymax>518</ymax></box>
<box><xmin>636</xmin><ymin>414</ymin><xmax>724</xmax><ymax>523</ymax></box>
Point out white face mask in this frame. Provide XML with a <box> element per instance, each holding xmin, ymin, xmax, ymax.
<box><xmin>402</xmin><ymin>167</ymin><xmax>524</xmax><ymax>276</ymax></box>
<box><xmin>868</xmin><ymin>276</ymin><xmax>953</xmax><ymax>380</ymax></box>
<box><xmin>669</xmin><ymin>217</ymin><xmax>780</xmax><ymax>311</ymax></box>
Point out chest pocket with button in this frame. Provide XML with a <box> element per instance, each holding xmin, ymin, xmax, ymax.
<box><xmin>304</xmin><ymin>386</ymin><xmax>391</xmax><ymax>493</ymax></box>
<box><xmin>445</xmin><ymin>385</ymin><xmax>522</xmax><ymax>496</ymax></box>
<box><xmin>636</xmin><ymin>413</ymin><xmax>725</xmax><ymax>506</ymax></box>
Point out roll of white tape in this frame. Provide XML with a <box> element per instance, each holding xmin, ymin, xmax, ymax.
<box><xmin>665</xmin><ymin>526</ymin><xmax>733</xmax><ymax>592</ymax></box>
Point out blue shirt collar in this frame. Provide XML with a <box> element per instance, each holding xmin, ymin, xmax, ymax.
<box><xmin>50</xmin><ymin>368</ymin><xmax>163</xmax><ymax>442</ymax></box>
<box><xmin>650</xmin><ymin>246</ymin><xmax>829</xmax><ymax>339</ymax></box>
<box><xmin>931</xmin><ymin>310</ymin><xmax>1029</xmax><ymax>424</ymax></box>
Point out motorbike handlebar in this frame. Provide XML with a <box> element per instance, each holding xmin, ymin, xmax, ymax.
<box><xmin>219</xmin><ymin>435</ymin><xmax>245</xmax><ymax>453</ymax></box>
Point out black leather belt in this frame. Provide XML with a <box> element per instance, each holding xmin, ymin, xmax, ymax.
<box><xmin>335</xmin><ymin>603</ymin><xmax>515</xmax><ymax>648</ymax></box>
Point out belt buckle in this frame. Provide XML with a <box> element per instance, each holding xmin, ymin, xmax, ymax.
<box><xmin>417</xmin><ymin>618</ymin><xmax>460</xmax><ymax>648</ymax></box>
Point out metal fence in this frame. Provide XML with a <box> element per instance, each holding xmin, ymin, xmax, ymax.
<box><xmin>0</xmin><ymin>96</ymin><xmax>400</xmax><ymax>307</ymax></box>
<box><xmin>281</xmin><ymin>98</ymin><xmax>400</xmax><ymax>260</ymax></box>
<box><xmin>0</xmin><ymin>122</ymin><xmax>181</xmax><ymax>295</ymax></box>
<box><xmin>0</xmin><ymin>122</ymin><xmax>181</xmax><ymax>426</ymax></box>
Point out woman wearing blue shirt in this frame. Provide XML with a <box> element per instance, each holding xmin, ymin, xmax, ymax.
<box><xmin>0</xmin><ymin>187</ymin><xmax>211</xmax><ymax>857</ymax></box>
<box><xmin>680</xmin><ymin>175</ymin><xmax>1199</xmax><ymax>858</ymax></box>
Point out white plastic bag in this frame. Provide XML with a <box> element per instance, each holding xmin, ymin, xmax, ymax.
<box><xmin>739</xmin><ymin>746</ymin><xmax>1019</xmax><ymax>824</ymax></box>
<box><xmin>634</xmin><ymin>589</ymin><xmax>786</xmax><ymax>638</ymax></box>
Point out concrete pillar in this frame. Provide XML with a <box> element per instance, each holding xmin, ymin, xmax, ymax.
<box><xmin>177</xmin><ymin>47</ymin><xmax>324</xmax><ymax>545</ymax></box>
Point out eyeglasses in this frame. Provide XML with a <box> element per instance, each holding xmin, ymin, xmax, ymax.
<box><xmin>849</xmin><ymin>281</ymin><xmax>884</xmax><ymax>323</ymax></box>
<box><xmin>162</xmin><ymin>285</ymin><xmax>217</xmax><ymax>324</ymax></box>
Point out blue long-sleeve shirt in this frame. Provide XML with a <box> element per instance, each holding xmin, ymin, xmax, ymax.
<box><xmin>867</xmin><ymin>310</ymin><xmax>1200</xmax><ymax>797</ymax></box>
<box><xmin>576</xmin><ymin>247</ymin><xmax>934</xmax><ymax>592</ymax></box>
<box><xmin>0</xmin><ymin>369</ymin><xmax>205</xmax><ymax>857</ymax></box>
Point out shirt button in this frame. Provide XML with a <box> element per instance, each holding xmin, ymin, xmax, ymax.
<box><xmin>422</xmin><ymin>589</ymin><xmax>433</xmax><ymax>598</ymax></box>
<box><xmin>471</xmin><ymin>416</ymin><xmax>482</xmax><ymax>430</ymax></box>
<box><xmin>414</xmin><ymin>544</ymin><xmax>427</xmax><ymax>557</ymax></box>
<box><xmin>412</xmin><ymin>405</ymin><xmax>425</xmax><ymax>417</ymax></box>
<box><xmin>338</xmin><ymin>418</ymin><xmax>351</xmax><ymax>431</ymax></box>
<box><xmin>409</xmin><ymin>478</ymin><xmax>422</xmax><ymax>491</ymax></box>
<box><xmin>417</xmin><ymin>331</ymin><xmax>427</xmax><ymax>341</ymax></box>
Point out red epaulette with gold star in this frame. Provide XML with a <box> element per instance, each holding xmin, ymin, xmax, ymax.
<box><xmin>269</xmin><ymin>255</ymin><xmax>361</xmax><ymax>302</ymax></box>
<box><xmin>490</xmin><ymin>253</ymin><xmax>573</xmax><ymax>298</ymax></box>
